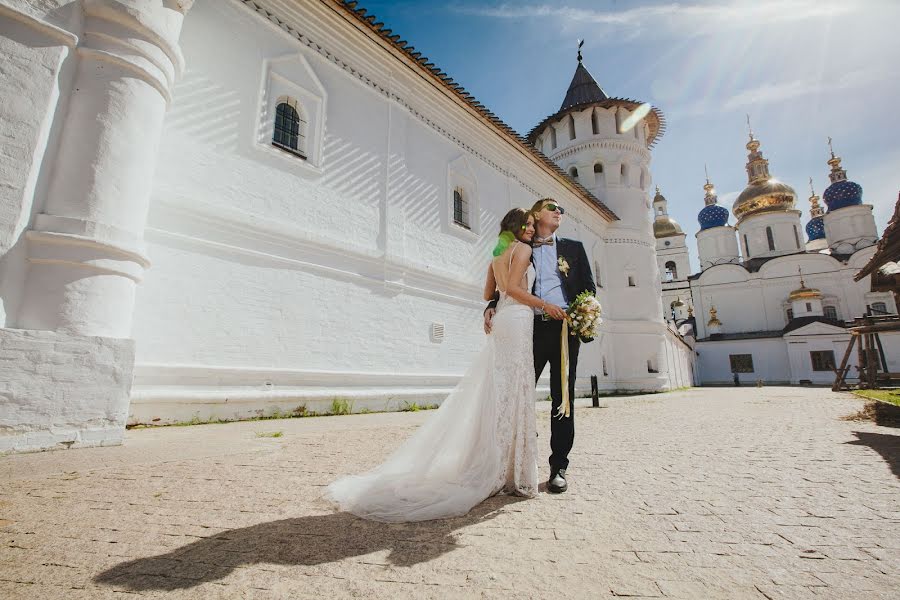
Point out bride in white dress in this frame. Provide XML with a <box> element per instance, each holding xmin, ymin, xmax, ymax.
<box><xmin>324</xmin><ymin>208</ymin><xmax>567</xmax><ymax>522</ymax></box>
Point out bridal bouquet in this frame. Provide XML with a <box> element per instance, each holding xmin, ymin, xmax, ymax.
<box><xmin>566</xmin><ymin>291</ymin><xmax>602</xmax><ymax>340</ymax></box>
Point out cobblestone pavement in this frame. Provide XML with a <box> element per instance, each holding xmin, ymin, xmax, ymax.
<box><xmin>1</xmin><ymin>387</ymin><xmax>898</xmax><ymax>599</ymax></box>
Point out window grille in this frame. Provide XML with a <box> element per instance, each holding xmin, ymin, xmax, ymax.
<box><xmin>766</xmin><ymin>226</ymin><xmax>775</xmax><ymax>251</ymax></box>
<box><xmin>824</xmin><ymin>306</ymin><xmax>837</xmax><ymax>320</ymax></box>
<box><xmin>272</xmin><ymin>102</ymin><xmax>306</xmax><ymax>157</ymax></box>
<box><xmin>729</xmin><ymin>354</ymin><xmax>754</xmax><ymax>373</ymax></box>
<box><xmin>810</xmin><ymin>350</ymin><xmax>836</xmax><ymax>371</ymax></box>
<box><xmin>453</xmin><ymin>188</ymin><xmax>469</xmax><ymax>229</ymax></box>
<box><xmin>871</xmin><ymin>302</ymin><xmax>888</xmax><ymax>315</ymax></box>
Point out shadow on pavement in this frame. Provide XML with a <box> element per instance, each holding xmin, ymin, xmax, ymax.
<box><xmin>847</xmin><ymin>431</ymin><xmax>900</xmax><ymax>479</ymax></box>
<box><xmin>93</xmin><ymin>495</ymin><xmax>524</xmax><ymax>591</ymax></box>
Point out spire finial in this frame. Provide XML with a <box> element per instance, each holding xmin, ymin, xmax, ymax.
<box><xmin>746</xmin><ymin>114</ymin><xmax>754</xmax><ymax>140</ymax></box>
<box><xmin>704</xmin><ymin>163</ymin><xmax>710</xmax><ymax>184</ymax></box>
<box><xmin>809</xmin><ymin>176</ymin><xmax>815</xmax><ymax>197</ymax></box>
<box><xmin>655</xmin><ymin>184</ymin><xmax>660</xmax><ymax>195</ymax></box>
<box><xmin>798</xmin><ymin>266</ymin><xmax>806</xmax><ymax>288</ymax></box>
<box><xmin>827</xmin><ymin>136</ymin><xmax>835</xmax><ymax>159</ymax></box>
<box><xmin>577</xmin><ymin>39</ymin><xmax>584</xmax><ymax>63</ymax></box>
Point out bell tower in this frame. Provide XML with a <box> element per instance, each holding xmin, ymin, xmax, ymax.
<box><xmin>528</xmin><ymin>47</ymin><xmax>669</xmax><ymax>390</ymax></box>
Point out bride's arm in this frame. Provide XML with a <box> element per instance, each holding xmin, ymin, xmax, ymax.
<box><xmin>483</xmin><ymin>262</ymin><xmax>497</xmax><ymax>301</ymax></box>
<box><xmin>505</xmin><ymin>246</ymin><xmax>565</xmax><ymax>319</ymax></box>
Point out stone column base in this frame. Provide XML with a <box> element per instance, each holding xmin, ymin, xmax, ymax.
<box><xmin>0</xmin><ymin>328</ymin><xmax>135</xmax><ymax>453</ymax></box>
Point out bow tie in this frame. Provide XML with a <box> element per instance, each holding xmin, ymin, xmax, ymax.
<box><xmin>533</xmin><ymin>238</ymin><xmax>554</xmax><ymax>247</ymax></box>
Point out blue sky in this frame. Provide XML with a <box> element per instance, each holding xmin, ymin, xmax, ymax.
<box><xmin>359</xmin><ymin>0</ymin><xmax>900</xmax><ymax>268</ymax></box>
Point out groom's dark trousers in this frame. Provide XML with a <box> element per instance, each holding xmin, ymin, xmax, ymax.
<box><xmin>534</xmin><ymin>317</ymin><xmax>580</xmax><ymax>471</ymax></box>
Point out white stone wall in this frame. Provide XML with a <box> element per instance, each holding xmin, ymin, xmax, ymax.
<box><xmin>696</xmin><ymin>337</ymin><xmax>790</xmax><ymax>385</ymax></box>
<box><xmin>0</xmin><ymin>328</ymin><xmax>135</xmax><ymax>453</ymax></box>
<box><xmin>696</xmin><ymin>225</ymin><xmax>740</xmax><ymax>270</ymax></box>
<box><xmin>824</xmin><ymin>204</ymin><xmax>879</xmax><ymax>255</ymax></box>
<box><xmin>0</xmin><ymin>4</ymin><xmax>76</xmax><ymax>326</ymax></box>
<box><xmin>737</xmin><ymin>210</ymin><xmax>805</xmax><ymax>259</ymax></box>
<box><xmin>128</xmin><ymin>0</ymin><xmax>618</xmax><ymax>422</ymax></box>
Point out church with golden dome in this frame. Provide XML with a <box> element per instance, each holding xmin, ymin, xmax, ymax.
<box><xmin>654</xmin><ymin>127</ymin><xmax>899</xmax><ymax>385</ymax></box>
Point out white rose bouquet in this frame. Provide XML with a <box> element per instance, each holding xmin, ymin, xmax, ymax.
<box><xmin>566</xmin><ymin>291</ymin><xmax>602</xmax><ymax>341</ymax></box>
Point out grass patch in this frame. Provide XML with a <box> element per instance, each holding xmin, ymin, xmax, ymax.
<box><xmin>330</xmin><ymin>398</ymin><xmax>353</xmax><ymax>416</ymax></box>
<box><xmin>401</xmin><ymin>402</ymin><xmax>439</xmax><ymax>412</ymax></box>
<box><xmin>255</xmin><ymin>431</ymin><xmax>284</xmax><ymax>438</ymax></box>
<box><xmin>853</xmin><ymin>389</ymin><xmax>900</xmax><ymax>407</ymax></box>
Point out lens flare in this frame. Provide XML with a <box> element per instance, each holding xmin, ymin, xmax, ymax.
<box><xmin>620</xmin><ymin>102</ymin><xmax>652</xmax><ymax>132</ymax></box>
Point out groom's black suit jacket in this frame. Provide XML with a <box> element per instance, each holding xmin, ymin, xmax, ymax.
<box><xmin>486</xmin><ymin>237</ymin><xmax>596</xmax><ymax>342</ymax></box>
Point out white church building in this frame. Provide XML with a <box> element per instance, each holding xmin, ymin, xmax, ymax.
<box><xmin>655</xmin><ymin>131</ymin><xmax>899</xmax><ymax>386</ymax></box>
<box><xmin>0</xmin><ymin>0</ymin><xmax>696</xmax><ymax>453</ymax></box>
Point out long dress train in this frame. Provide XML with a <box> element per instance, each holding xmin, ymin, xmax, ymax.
<box><xmin>324</xmin><ymin>250</ymin><xmax>538</xmax><ymax>522</ymax></box>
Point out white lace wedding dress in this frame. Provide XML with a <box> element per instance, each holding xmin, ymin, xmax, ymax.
<box><xmin>324</xmin><ymin>244</ymin><xmax>538</xmax><ymax>522</ymax></box>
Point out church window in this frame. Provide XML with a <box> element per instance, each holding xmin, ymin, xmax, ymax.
<box><xmin>272</xmin><ymin>101</ymin><xmax>306</xmax><ymax>158</ymax></box>
<box><xmin>766</xmin><ymin>227</ymin><xmax>775</xmax><ymax>251</ymax></box>
<box><xmin>591</xmin><ymin>109</ymin><xmax>599</xmax><ymax>135</ymax></box>
<box><xmin>729</xmin><ymin>354</ymin><xmax>754</xmax><ymax>373</ymax></box>
<box><xmin>810</xmin><ymin>350</ymin><xmax>836</xmax><ymax>372</ymax></box>
<box><xmin>569</xmin><ymin>166</ymin><xmax>579</xmax><ymax>179</ymax></box>
<box><xmin>871</xmin><ymin>302</ymin><xmax>888</xmax><ymax>315</ymax></box>
<box><xmin>620</xmin><ymin>163</ymin><xmax>628</xmax><ymax>185</ymax></box>
<box><xmin>550</xmin><ymin>126</ymin><xmax>557</xmax><ymax>149</ymax></box>
<box><xmin>647</xmin><ymin>358</ymin><xmax>659</xmax><ymax>374</ymax></box>
<box><xmin>824</xmin><ymin>306</ymin><xmax>837</xmax><ymax>320</ymax></box>
<box><xmin>664</xmin><ymin>261</ymin><xmax>677</xmax><ymax>281</ymax></box>
<box><xmin>594</xmin><ymin>163</ymin><xmax>603</xmax><ymax>174</ymax></box>
<box><xmin>640</xmin><ymin>170</ymin><xmax>647</xmax><ymax>190</ymax></box>
<box><xmin>743</xmin><ymin>234</ymin><xmax>750</xmax><ymax>255</ymax></box>
<box><xmin>793</xmin><ymin>225</ymin><xmax>801</xmax><ymax>248</ymax></box>
<box><xmin>567</xmin><ymin>114</ymin><xmax>576</xmax><ymax>140</ymax></box>
<box><xmin>453</xmin><ymin>187</ymin><xmax>470</xmax><ymax>229</ymax></box>
<box><xmin>594</xmin><ymin>260</ymin><xmax>602</xmax><ymax>287</ymax></box>
<box><xmin>602</xmin><ymin>356</ymin><xmax>608</xmax><ymax>376</ymax></box>
<box><xmin>627</xmin><ymin>275</ymin><xmax>636</xmax><ymax>287</ymax></box>
<box><xmin>786</xmin><ymin>308</ymin><xmax>794</xmax><ymax>322</ymax></box>
<box><xmin>806</xmin><ymin>302</ymin><xmax>812</xmax><ymax>312</ymax></box>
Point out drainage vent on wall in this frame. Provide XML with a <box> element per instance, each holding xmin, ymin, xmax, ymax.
<box><xmin>430</xmin><ymin>322</ymin><xmax>445</xmax><ymax>343</ymax></box>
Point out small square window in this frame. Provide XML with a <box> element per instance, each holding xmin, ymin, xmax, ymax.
<box><xmin>729</xmin><ymin>354</ymin><xmax>754</xmax><ymax>373</ymax></box>
<box><xmin>810</xmin><ymin>350</ymin><xmax>835</xmax><ymax>371</ymax></box>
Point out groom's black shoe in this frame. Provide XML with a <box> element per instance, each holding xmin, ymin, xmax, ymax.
<box><xmin>548</xmin><ymin>469</ymin><xmax>567</xmax><ymax>494</ymax></box>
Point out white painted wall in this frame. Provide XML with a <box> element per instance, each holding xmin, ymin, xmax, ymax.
<box><xmin>128</xmin><ymin>0</ymin><xmax>625</xmax><ymax>422</ymax></box>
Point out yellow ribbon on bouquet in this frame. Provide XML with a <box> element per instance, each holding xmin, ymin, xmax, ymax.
<box><xmin>555</xmin><ymin>319</ymin><xmax>570</xmax><ymax>420</ymax></box>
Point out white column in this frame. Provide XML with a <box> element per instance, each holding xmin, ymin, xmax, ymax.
<box><xmin>17</xmin><ymin>0</ymin><xmax>192</xmax><ymax>338</ymax></box>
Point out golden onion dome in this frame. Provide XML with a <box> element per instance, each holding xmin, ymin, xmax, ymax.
<box><xmin>732</xmin><ymin>131</ymin><xmax>797</xmax><ymax>221</ymax></box>
<box><xmin>788</xmin><ymin>273</ymin><xmax>822</xmax><ymax>301</ymax></box>
<box><xmin>653</xmin><ymin>215</ymin><xmax>683</xmax><ymax>238</ymax></box>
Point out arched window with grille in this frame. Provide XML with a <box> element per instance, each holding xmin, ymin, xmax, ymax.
<box><xmin>568</xmin><ymin>166</ymin><xmax>578</xmax><ymax>180</ymax></box>
<box><xmin>872</xmin><ymin>302</ymin><xmax>888</xmax><ymax>315</ymax></box>
<box><xmin>824</xmin><ymin>306</ymin><xmax>837</xmax><ymax>320</ymax></box>
<box><xmin>766</xmin><ymin>226</ymin><xmax>775</xmax><ymax>251</ymax></box>
<box><xmin>272</xmin><ymin>100</ymin><xmax>306</xmax><ymax>158</ymax></box>
<box><xmin>453</xmin><ymin>187</ymin><xmax>470</xmax><ymax>229</ymax></box>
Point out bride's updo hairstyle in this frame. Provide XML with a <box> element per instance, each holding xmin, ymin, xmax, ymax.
<box><xmin>492</xmin><ymin>207</ymin><xmax>532</xmax><ymax>257</ymax></box>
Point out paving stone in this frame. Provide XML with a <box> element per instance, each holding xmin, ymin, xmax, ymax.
<box><xmin>0</xmin><ymin>388</ymin><xmax>897</xmax><ymax>598</ymax></box>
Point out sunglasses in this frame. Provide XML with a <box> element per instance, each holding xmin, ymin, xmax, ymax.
<box><xmin>544</xmin><ymin>203</ymin><xmax>566</xmax><ymax>214</ymax></box>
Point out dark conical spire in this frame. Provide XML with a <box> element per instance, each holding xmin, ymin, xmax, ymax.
<box><xmin>559</xmin><ymin>45</ymin><xmax>608</xmax><ymax>111</ymax></box>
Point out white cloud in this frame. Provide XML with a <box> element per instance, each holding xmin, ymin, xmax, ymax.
<box><xmin>720</xmin><ymin>68</ymin><xmax>883</xmax><ymax>112</ymax></box>
<box><xmin>453</xmin><ymin>1</ymin><xmax>856</xmax><ymax>34</ymax></box>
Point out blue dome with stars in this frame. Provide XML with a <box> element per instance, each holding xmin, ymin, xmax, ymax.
<box><xmin>698</xmin><ymin>203</ymin><xmax>730</xmax><ymax>230</ymax></box>
<box><xmin>806</xmin><ymin>216</ymin><xmax>825</xmax><ymax>241</ymax></box>
<box><xmin>823</xmin><ymin>180</ymin><xmax>863</xmax><ymax>211</ymax></box>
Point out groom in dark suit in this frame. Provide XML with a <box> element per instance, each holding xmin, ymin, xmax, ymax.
<box><xmin>485</xmin><ymin>198</ymin><xmax>595</xmax><ymax>493</ymax></box>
